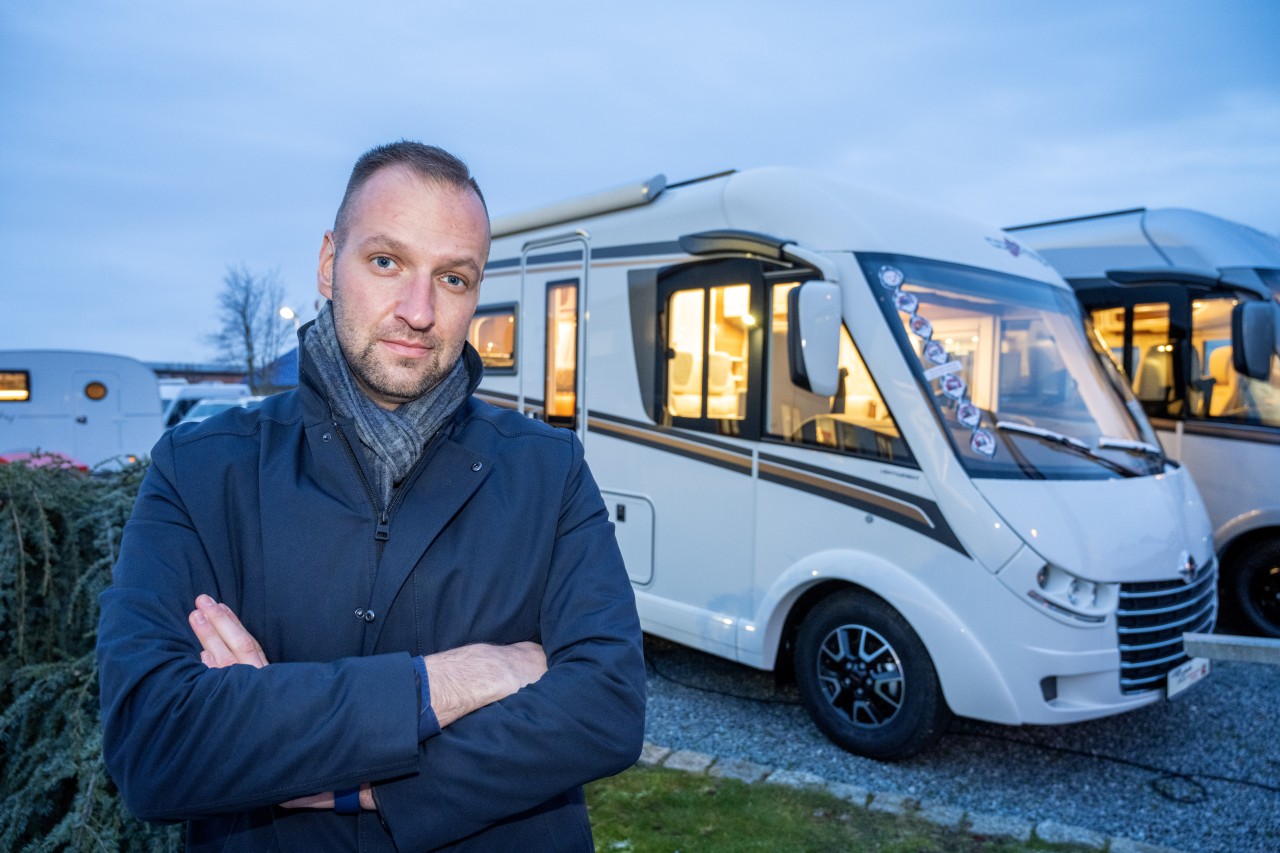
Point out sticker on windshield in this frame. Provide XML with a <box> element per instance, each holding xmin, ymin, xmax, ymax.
<box><xmin>878</xmin><ymin>265</ymin><xmax>905</xmax><ymax>289</ymax></box>
<box><xmin>923</xmin><ymin>361</ymin><xmax>963</xmax><ymax>380</ymax></box>
<box><xmin>923</xmin><ymin>340</ymin><xmax>948</xmax><ymax>365</ymax></box>
<box><xmin>971</xmin><ymin>429</ymin><xmax>996</xmax><ymax>457</ymax></box>
<box><xmin>957</xmin><ymin>401</ymin><xmax>981</xmax><ymax>429</ymax></box>
<box><xmin>894</xmin><ymin>291</ymin><xmax>919</xmax><ymax>314</ymax></box>
<box><xmin>909</xmin><ymin>314</ymin><xmax>933</xmax><ymax>340</ymax></box>
<box><xmin>940</xmin><ymin>373</ymin><xmax>967</xmax><ymax>400</ymax></box>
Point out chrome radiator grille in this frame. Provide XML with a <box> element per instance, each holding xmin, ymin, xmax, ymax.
<box><xmin>1116</xmin><ymin>560</ymin><xmax>1217</xmax><ymax>694</ymax></box>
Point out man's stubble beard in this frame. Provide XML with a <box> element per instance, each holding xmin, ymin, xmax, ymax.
<box><xmin>331</xmin><ymin>274</ymin><xmax>461</xmax><ymax>405</ymax></box>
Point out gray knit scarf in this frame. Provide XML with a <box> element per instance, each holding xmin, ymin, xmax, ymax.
<box><xmin>304</xmin><ymin>302</ymin><xmax>471</xmax><ymax>509</ymax></box>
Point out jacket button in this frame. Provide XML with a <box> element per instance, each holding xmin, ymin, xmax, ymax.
<box><xmin>471</xmin><ymin>462</ymin><xmax>483</xmax><ymax>472</ymax></box>
<box><xmin>322</xmin><ymin>432</ymin><xmax>332</xmax><ymax>442</ymax></box>
<box><xmin>354</xmin><ymin>608</ymin><xmax>365</xmax><ymax>620</ymax></box>
<box><xmin>363</xmin><ymin>609</ymin><xmax>376</xmax><ymax>623</ymax></box>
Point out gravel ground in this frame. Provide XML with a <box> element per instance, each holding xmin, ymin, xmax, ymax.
<box><xmin>641</xmin><ymin>635</ymin><xmax>1280</xmax><ymax>853</ymax></box>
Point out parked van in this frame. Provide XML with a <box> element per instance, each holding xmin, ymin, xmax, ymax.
<box><xmin>473</xmin><ymin>168</ymin><xmax>1216</xmax><ymax>759</ymax></box>
<box><xmin>0</xmin><ymin>350</ymin><xmax>164</xmax><ymax>469</ymax></box>
<box><xmin>161</xmin><ymin>381</ymin><xmax>252</xmax><ymax>427</ymax></box>
<box><xmin>1008</xmin><ymin>208</ymin><xmax>1280</xmax><ymax>638</ymax></box>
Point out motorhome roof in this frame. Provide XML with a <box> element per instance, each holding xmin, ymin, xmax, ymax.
<box><xmin>1008</xmin><ymin>207</ymin><xmax>1280</xmax><ymax>278</ymax></box>
<box><xmin>487</xmin><ymin>166</ymin><xmax>1066</xmax><ymax>287</ymax></box>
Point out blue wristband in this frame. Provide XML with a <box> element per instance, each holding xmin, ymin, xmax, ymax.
<box><xmin>334</xmin><ymin>787</ymin><xmax>361</xmax><ymax>815</ymax></box>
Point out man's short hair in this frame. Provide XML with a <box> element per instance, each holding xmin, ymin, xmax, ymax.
<box><xmin>333</xmin><ymin>141</ymin><xmax>488</xmax><ymax>247</ymax></box>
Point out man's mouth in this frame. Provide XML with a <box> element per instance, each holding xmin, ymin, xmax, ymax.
<box><xmin>380</xmin><ymin>338</ymin><xmax>433</xmax><ymax>358</ymax></box>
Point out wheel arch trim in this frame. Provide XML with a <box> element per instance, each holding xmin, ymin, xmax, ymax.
<box><xmin>745</xmin><ymin>550</ymin><xmax>1021</xmax><ymax>722</ymax></box>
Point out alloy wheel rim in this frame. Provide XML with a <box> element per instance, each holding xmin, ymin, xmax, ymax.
<box><xmin>815</xmin><ymin>623</ymin><xmax>904</xmax><ymax>728</ymax></box>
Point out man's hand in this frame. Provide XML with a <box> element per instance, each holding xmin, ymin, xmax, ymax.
<box><xmin>424</xmin><ymin>642</ymin><xmax>547</xmax><ymax>728</ymax></box>
<box><xmin>188</xmin><ymin>594</ymin><xmax>268</xmax><ymax>668</ymax></box>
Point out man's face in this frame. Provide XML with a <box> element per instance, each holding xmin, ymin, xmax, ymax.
<box><xmin>317</xmin><ymin>166</ymin><xmax>490</xmax><ymax>410</ymax></box>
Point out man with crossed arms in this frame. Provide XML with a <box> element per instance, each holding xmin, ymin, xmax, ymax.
<box><xmin>98</xmin><ymin>141</ymin><xmax>646</xmax><ymax>851</ymax></box>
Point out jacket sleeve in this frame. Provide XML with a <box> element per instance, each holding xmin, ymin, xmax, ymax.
<box><xmin>96</xmin><ymin>435</ymin><xmax>422</xmax><ymax>822</ymax></box>
<box><xmin>373</xmin><ymin>433</ymin><xmax>647</xmax><ymax>851</ymax></box>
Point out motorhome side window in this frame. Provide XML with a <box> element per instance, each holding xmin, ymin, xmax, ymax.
<box><xmin>1089</xmin><ymin>302</ymin><xmax>1181</xmax><ymax>418</ymax></box>
<box><xmin>864</xmin><ymin>254</ymin><xmax>1162</xmax><ymax>480</ymax></box>
<box><xmin>1090</xmin><ymin>297</ymin><xmax>1280</xmax><ymax>428</ymax></box>
<box><xmin>764</xmin><ymin>283</ymin><xmax>913</xmax><ymax>464</ymax></box>
<box><xmin>1</xmin><ymin>371</ymin><xmax>31</xmax><ymax>402</ymax></box>
<box><xmin>545</xmin><ymin>280</ymin><xmax>579</xmax><ymax>428</ymax></box>
<box><xmin>666</xmin><ymin>284</ymin><xmax>751</xmax><ymax>422</ymax></box>
<box><xmin>657</xmin><ymin>258</ymin><xmax>764</xmax><ymax>437</ymax></box>
<box><xmin>1187</xmin><ymin>298</ymin><xmax>1280</xmax><ymax>426</ymax></box>
<box><xmin>468</xmin><ymin>304</ymin><xmax>517</xmax><ymax>374</ymax></box>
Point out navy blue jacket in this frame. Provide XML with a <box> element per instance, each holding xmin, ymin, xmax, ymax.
<box><xmin>97</xmin><ymin>349</ymin><xmax>646</xmax><ymax>851</ymax></box>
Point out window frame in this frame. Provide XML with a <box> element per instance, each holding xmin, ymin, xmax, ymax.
<box><xmin>656</xmin><ymin>258</ymin><xmax>768</xmax><ymax>440</ymax></box>
<box><xmin>544</xmin><ymin>278</ymin><xmax>580</xmax><ymax>429</ymax></box>
<box><xmin>0</xmin><ymin>370</ymin><xmax>31</xmax><ymax>403</ymax></box>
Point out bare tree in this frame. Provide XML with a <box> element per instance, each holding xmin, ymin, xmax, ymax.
<box><xmin>207</xmin><ymin>263</ymin><xmax>291</xmax><ymax>393</ymax></box>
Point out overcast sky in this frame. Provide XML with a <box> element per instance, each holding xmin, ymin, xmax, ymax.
<box><xmin>2</xmin><ymin>1</ymin><xmax>1277</xmax><ymax>364</ymax></box>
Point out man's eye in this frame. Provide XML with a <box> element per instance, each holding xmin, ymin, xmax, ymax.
<box><xmin>444</xmin><ymin>274</ymin><xmax>467</xmax><ymax>288</ymax></box>
<box><xmin>373</xmin><ymin>256</ymin><xmax>395</xmax><ymax>270</ymax></box>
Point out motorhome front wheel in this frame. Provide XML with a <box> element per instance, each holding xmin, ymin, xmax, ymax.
<box><xmin>794</xmin><ymin>591</ymin><xmax>951</xmax><ymax>761</ymax></box>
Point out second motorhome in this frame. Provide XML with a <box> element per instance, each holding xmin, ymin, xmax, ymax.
<box><xmin>474</xmin><ymin>168</ymin><xmax>1216</xmax><ymax>758</ymax></box>
<box><xmin>1009</xmin><ymin>208</ymin><xmax>1280</xmax><ymax>638</ymax></box>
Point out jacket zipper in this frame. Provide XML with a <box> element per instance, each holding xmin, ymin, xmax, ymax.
<box><xmin>333</xmin><ymin>423</ymin><xmax>390</xmax><ymax>561</ymax></box>
<box><xmin>333</xmin><ymin>422</ymin><xmax>447</xmax><ymax>554</ymax></box>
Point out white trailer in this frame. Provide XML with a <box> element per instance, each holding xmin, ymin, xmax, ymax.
<box><xmin>0</xmin><ymin>350</ymin><xmax>163</xmax><ymax>469</ymax></box>
<box><xmin>475</xmin><ymin>169</ymin><xmax>1216</xmax><ymax>759</ymax></box>
<box><xmin>1008</xmin><ymin>208</ymin><xmax>1280</xmax><ymax>638</ymax></box>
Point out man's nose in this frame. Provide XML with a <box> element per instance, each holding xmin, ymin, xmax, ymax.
<box><xmin>394</xmin><ymin>275</ymin><xmax>436</xmax><ymax>330</ymax></box>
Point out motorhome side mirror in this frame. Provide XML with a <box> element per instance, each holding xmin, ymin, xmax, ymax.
<box><xmin>787</xmin><ymin>281</ymin><xmax>841</xmax><ymax>397</ymax></box>
<box><xmin>1231</xmin><ymin>300</ymin><xmax>1275</xmax><ymax>381</ymax></box>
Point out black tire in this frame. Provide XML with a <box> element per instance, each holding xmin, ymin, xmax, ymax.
<box><xmin>1231</xmin><ymin>539</ymin><xmax>1280</xmax><ymax>638</ymax></box>
<box><xmin>794</xmin><ymin>591</ymin><xmax>951</xmax><ymax>761</ymax></box>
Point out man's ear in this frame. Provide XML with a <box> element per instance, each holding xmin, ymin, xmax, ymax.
<box><xmin>317</xmin><ymin>231</ymin><xmax>336</xmax><ymax>300</ymax></box>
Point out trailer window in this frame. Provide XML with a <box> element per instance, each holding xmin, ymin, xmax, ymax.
<box><xmin>766</xmin><ymin>284</ymin><xmax>912</xmax><ymax>463</ymax></box>
<box><xmin>0</xmin><ymin>371</ymin><xmax>30</xmax><ymax>402</ymax></box>
<box><xmin>665</xmin><ymin>284</ymin><xmax>750</xmax><ymax>421</ymax></box>
<box><xmin>469</xmin><ymin>304</ymin><xmax>517</xmax><ymax>373</ymax></box>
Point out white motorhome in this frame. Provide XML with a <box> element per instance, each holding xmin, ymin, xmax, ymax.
<box><xmin>474</xmin><ymin>169</ymin><xmax>1216</xmax><ymax>758</ymax></box>
<box><xmin>0</xmin><ymin>350</ymin><xmax>164</xmax><ymax>469</ymax></box>
<box><xmin>1008</xmin><ymin>209</ymin><xmax>1280</xmax><ymax>638</ymax></box>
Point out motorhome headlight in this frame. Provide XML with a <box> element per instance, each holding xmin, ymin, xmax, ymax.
<box><xmin>1028</xmin><ymin>564</ymin><xmax>1117</xmax><ymax>623</ymax></box>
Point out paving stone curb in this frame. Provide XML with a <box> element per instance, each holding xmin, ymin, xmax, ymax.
<box><xmin>635</xmin><ymin>741</ymin><xmax>1188</xmax><ymax>852</ymax></box>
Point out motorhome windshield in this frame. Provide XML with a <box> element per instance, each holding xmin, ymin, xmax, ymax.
<box><xmin>863</xmin><ymin>254</ymin><xmax>1162</xmax><ymax>480</ymax></box>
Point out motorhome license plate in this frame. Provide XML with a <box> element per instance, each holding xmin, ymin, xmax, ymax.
<box><xmin>1167</xmin><ymin>657</ymin><xmax>1210</xmax><ymax>699</ymax></box>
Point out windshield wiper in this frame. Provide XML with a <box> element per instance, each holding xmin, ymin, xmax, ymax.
<box><xmin>1097</xmin><ymin>436</ymin><xmax>1165</xmax><ymax>462</ymax></box>
<box><xmin>995</xmin><ymin>422</ymin><xmax>1141</xmax><ymax>478</ymax></box>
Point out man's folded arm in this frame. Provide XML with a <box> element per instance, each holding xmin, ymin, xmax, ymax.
<box><xmin>373</xmin><ymin>438</ymin><xmax>647</xmax><ymax>851</ymax></box>
<box><xmin>97</xmin><ymin>446</ymin><xmax>423</xmax><ymax>822</ymax></box>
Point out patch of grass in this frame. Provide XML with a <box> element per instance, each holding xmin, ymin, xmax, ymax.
<box><xmin>587</xmin><ymin>764</ymin><xmax>1095</xmax><ymax>853</ymax></box>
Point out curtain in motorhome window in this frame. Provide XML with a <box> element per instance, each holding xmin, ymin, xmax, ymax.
<box><xmin>665</xmin><ymin>284</ymin><xmax>750</xmax><ymax>420</ymax></box>
<box><xmin>545</xmin><ymin>281</ymin><xmax>578</xmax><ymax>427</ymax></box>
<box><xmin>765</xmin><ymin>283</ymin><xmax>912</xmax><ymax>463</ymax></box>
<box><xmin>468</xmin><ymin>305</ymin><xmax>517</xmax><ymax>373</ymax></box>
